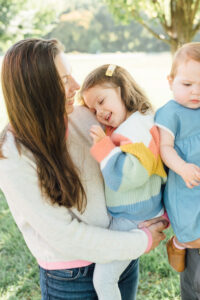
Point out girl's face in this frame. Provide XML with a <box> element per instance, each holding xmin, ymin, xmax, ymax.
<box><xmin>55</xmin><ymin>52</ymin><xmax>80</xmax><ymax>114</ymax></box>
<box><xmin>82</xmin><ymin>84</ymin><xmax>128</xmax><ymax>128</ymax></box>
<box><xmin>168</xmin><ymin>59</ymin><xmax>200</xmax><ymax>109</ymax></box>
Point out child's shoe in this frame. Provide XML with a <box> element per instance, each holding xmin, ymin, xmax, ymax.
<box><xmin>166</xmin><ymin>236</ymin><xmax>186</xmax><ymax>272</ymax></box>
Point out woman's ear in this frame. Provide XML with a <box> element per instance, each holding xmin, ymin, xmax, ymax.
<box><xmin>167</xmin><ymin>75</ymin><xmax>173</xmax><ymax>90</ymax></box>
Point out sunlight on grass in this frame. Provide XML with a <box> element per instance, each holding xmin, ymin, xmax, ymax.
<box><xmin>138</xmin><ymin>230</ymin><xmax>181</xmax><ymax>300</ymax></box>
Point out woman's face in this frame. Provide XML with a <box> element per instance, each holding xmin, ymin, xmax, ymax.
<box><xmin>55</xmin><ymin>52</ymin><xmax>80</xmax><ymax>114</ymax></box>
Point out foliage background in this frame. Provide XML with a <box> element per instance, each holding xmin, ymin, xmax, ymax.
<box><xmin>1</xmin><ymin>0</ymin><xmax>200</xmax><ymax>54</ymax></box>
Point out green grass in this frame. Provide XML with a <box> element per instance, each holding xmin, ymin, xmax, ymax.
<box><xmin>0</xmin><ymin>191</ymin><xmax>40</xmax><ymax>300</ymax></box>
<box><xmin>138</xmin><ymin>233</ymin><xmax>180</xmax><ymax>300</ymax></box>
<box><xmin>0</xmin><ymin>190</ymin><xmax>180</xmax><ymax>300</ymax></box>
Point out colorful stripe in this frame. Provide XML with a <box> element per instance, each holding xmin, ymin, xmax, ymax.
<box><xmin>107</xmin><ymin>191</ymin><xmax>163</xmax><ymax>220</ymax></box>
<box><xmin>120</xmin><ymin>142</ymin><xmax>166</xmax><ymax>178</ymax></box>
<box><xmin>90</xmin><ymin>112</ymin><xmax>166</xmax><ymax>220</ymax></box>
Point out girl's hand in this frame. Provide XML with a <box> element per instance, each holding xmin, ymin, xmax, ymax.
<box><xmin>90</xmin><ymin>125</ymin><xmax>106</xmax><ymax>144</ymax></box>
<box><xmin>146</xmin><ymin>221</ymin><xmax>167</xmax><ymax>252</ymax></box>
<box><xmin>179</xmin><ymin>162</ymin><xmax>200</xmax><ymax>189</ymax></box>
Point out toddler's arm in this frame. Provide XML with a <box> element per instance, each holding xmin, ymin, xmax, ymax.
<box><xmin>159</xmin><ymin>128</ymin><xmax>200</xmax><ymax>189</ymax></box>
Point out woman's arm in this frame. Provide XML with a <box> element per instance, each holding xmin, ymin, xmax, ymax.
<box><xmin>1</xmin><ymin>152</ymin><xmax>166</xmax><ymax>264</ymax></box>
<box><xmin>159</xmin><ymin>128</ymin><xmax>200</xmax><ymax>188</ymax></box>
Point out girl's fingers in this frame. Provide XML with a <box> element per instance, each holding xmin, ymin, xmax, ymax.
<box><xmin>186</xmin><ymin>181</ymin><xmax>194</xmax><ymax>189</ymax></box>
<box><xmin>195</xmin><ymin>171</ymin><xmax>200</xmax><ymax>181</ymax></box>
<box><xmin>90</xmin><ymin>128</ymin><xmax>99</xmax><ymax>135</ymax></box>
<box><xmin>90</xmin><ymin>125</ymin><xmax>101</xmax><ymax>131</ymax></box>
<box><xmin>90</xmin><ymin>125</ymin><xmax>104</xmax><ymax>136</ymax></box>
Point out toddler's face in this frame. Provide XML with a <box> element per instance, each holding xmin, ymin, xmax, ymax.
<box><xmin>82</xmin><ymin>84</ymin><xmax>128</xmax><ymax>128</ymax></box>
<box><xmin>168</xmin><ymin>59</ymin><xmax>200</xmax><ymax>109</ymax></box>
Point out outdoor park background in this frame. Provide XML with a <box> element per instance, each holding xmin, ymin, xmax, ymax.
<box><xmin>1</xmin><ymin>0</ymin><xmax>200</xmax><ymax>299</ymax></box>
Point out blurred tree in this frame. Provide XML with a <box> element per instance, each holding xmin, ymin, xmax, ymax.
<box><xmin>0</xmin><ymin>0</ymin><xmax>59</xmax><ymax>53</ymax></box>
<box><xmin>0</xmin><ymin>0</ymin><xmax>24</xmax><ymax>50</ymax></box>
<box><xmin>105</xmin><ymin>0</ymin><xmax>200</xmax><ymax>53</ymax></box>
<box><xmin>46</xmin><ymin>3</ymin><xmax>168</xmax><ymax>53</ymax></box>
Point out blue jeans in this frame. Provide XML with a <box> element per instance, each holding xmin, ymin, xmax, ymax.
<box><xmin>39</xmin><ymin>259</ymin><xmax>139</xmax><ymax>300</ymax></box>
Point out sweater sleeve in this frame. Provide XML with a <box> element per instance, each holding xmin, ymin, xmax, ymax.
<box><xmin>91</xmin><ymin>135</ymin><xmax>165</xmax><ymax>192</ymax></box>
<box><xmin>0</xmin><ymin>154</ymin><xmax>149</xmax><ymax>263</ymax></box>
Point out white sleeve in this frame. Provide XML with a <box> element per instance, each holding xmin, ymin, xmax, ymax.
<box><xmin>1</xmin><ymin>156</ymin><xmax>148</xmax><ymax>263</ymax></box>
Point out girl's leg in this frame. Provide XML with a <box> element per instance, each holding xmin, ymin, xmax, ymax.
<box><xmin>93</xmin><ymin>260</ymin><xmax>131</xmax><ymax>300</ymax></box>
<box><xmin>39</xmin><ymin>264</ymin><xmax>98</xmax><ymax>300</ymax></box>
<box><xmin>119</xmin><ymin>259</ymin><xmax>139</xmax><ymax>300</ymax></box>
<box><xmin>95</xmin><ymin>217</ymin><xmax>138</xmax><ymax>300</ymax></box>
<box><xmin>180</xmin><ymin>249</ymin><xmax>200</xmax><ymax>300</ymax></box>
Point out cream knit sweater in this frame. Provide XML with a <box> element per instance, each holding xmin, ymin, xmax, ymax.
<box><xmin>0</xmin><ymin>106</ymin><xmax>148</xmax><ymax>269</ymax></box>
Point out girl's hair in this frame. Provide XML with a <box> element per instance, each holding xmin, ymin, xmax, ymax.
<box><xmin>170</xmin><ymin>42</ymin><xmax>200</xmax><ymax>78</ymax></box>
<box><xmin>80</xmin><ymin>64</ymin><xmax>152</xmax><ymax>113</ymax></box>
<box><xmin>0</xmin><ymin>38</ymin><xmax>86</xmax><ymax>212</ymax></box>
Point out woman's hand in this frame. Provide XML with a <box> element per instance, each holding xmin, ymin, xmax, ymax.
<box><xmin>146</xmin><ymin>221</ymin><xmax>168</xmax><ymax>252</ymax></box>
<box><xmin>138</xmin><ymin>216</ymin><xmax>169</xmax><ymax>229</ymax></box>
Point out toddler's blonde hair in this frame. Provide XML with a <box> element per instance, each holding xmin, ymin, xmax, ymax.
<box><xmin>170</xmin><ymin>42</ymin><xmax>200</xmax><ymax>79</ymax></box>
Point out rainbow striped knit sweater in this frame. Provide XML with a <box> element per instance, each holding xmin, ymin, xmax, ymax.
<box><xmin>91</xmin><ymin>111</ymin><xmax>167</xmax><ymax>220</ymax></box>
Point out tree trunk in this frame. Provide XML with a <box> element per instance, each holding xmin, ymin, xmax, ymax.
<box><xmin>170</xmin><ymin>40</ymin><xmax>179</xmax><ymax>55</ymax></box>
<box><xmin>167</xmin><ymin>0</ymin><xmax>200</xmax><ymax>55</ymax></box>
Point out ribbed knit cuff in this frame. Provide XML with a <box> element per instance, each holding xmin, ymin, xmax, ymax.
<box><xmin>141</xmin><ymin>227</ymin><xmax>152</xmax><ymax>253</ymax></box>
<box><xmin>90</xmin><ymin>136</ymin><xmax>115</xmax><ymax>163</ymax></box>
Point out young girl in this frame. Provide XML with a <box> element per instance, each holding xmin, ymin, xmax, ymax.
<box><xmin>80</xmin><ymin>64</ymin><xmax>167</xmax><ymax>300</ymax></box>
<box><xmin>155</xmin><ymin>43</ymin><xmax>200</xmax><ymax>275</ymax></box>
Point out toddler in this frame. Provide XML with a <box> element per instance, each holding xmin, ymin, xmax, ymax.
<box><xmin>155</xmin><ymin>42</ymin><xmax>200</xmax><ymax>272</ymax></box>
<box><xmin>80</xmin><ymin>64</ymin><xmax>167</xmax><ymax>300</ymax></box>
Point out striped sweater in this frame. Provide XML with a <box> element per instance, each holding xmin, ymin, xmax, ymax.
<box><xmin>91</xmin><ymin>111</ymin><xmax>167</xmax><ymax>220</ymax></box>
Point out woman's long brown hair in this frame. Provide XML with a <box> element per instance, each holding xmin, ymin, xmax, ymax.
<box><xmin>0</xmin><ymin>38</ymin><xmax>86</xmax><ymax>212</ymax></box>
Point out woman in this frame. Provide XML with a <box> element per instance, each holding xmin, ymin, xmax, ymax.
<box><xmin>0</xmin><ymin>38</ymin><xmax>167</xmax><ymax>300</ymax></box>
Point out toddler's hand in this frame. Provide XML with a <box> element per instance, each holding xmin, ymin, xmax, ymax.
<box><xmin>180</xmin><ymin>162</ymin><xmax>200</xmax><ymax>189</ymax></box>
<box><xmin>90</xmin><ymin>125</ymin><xmax>106</xmax><ymax>144</ymax></box>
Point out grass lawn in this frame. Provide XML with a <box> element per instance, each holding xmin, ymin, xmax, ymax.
<box><xmin>0</xmin><ymin>52</ymin><xmax>180</xmax><ymax>299</ymax></box>
<box><xmin>0</xmin><ymin>191</ymin><xmax>41</xmax><ymax>300</ymax></box>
